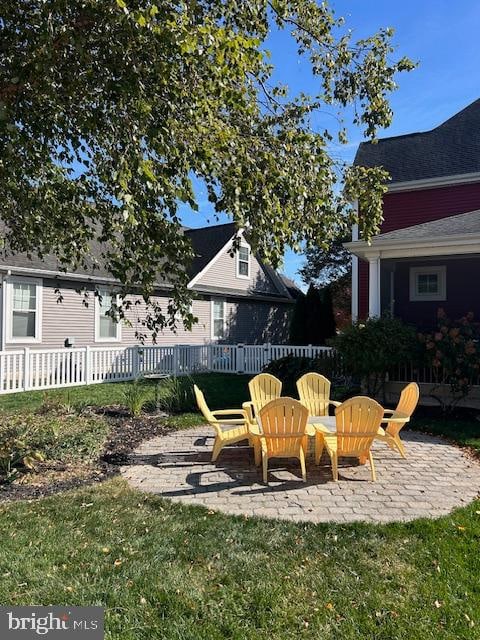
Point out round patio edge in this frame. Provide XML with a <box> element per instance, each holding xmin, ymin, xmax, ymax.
<box><xmin>121</xmin><ymin>426</ymin><xmax>480</xmax><ymax>524</ymax></box>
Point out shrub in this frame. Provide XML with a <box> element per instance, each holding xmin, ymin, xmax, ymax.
<box><xmin>0</xmin><ymin>413</ymin><xmax>110</xmax><ymax>483</ymax></box>
<box><xmin>158</xmin><ymin>375</ymin><xmax>196</xmax><ymax>414</ymax></box>
<box><xmin>419</xmin><ymin>308</ymin><xmax>480</xmax><ymax>412</ymax></box>
<box><xmin>0</xmin><ymin>418</ymin><xmax>46</xmax><ymax>482</ymax></box>
<box><xmin>122</xmin><ymin>379</ymin><xmax>149</xmax><ymax>417</ymax></box>
<box><xmin>332</xmin><ymin>316</ymin><xmax>418</xmax><ymax>398</ymax></box>
<box><xmin>263</xmin><ymin>354</ymin><xmax>355</xmax><ymax>399</ymax></box>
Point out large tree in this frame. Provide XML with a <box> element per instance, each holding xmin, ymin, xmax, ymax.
<box><xmin>0</xmin><ymin>1</ymin><xmax>413</xmax><ymax>338</ymax></box>
<box><xmin>300</xmin><ymin>239</ymin><xmax>351</xmax><ymax>287</ymax></box>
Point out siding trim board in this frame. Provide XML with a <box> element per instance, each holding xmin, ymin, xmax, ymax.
<box><xmin>388</xmin><ymin>171</ymin><xmax>480</xmax><ymax>193</ymax></box>
<box><xmin>346</xmin><ymin>233</ymin><xmax>480</xmax><ymax>260</ymax></box>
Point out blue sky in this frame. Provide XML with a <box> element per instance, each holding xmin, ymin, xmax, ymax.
<box><xmin>179</xmin><ymin>0</ymin><xmax>480</xmax><ymax>285</ymax></box>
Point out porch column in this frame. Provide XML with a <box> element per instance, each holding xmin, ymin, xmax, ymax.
<box><xmin>351</xmin><ymin>219</ymin><xmax>359</xmax><ymax>322</ymax></box>
<box><xmin>368</xmin><ymin>255</ymin><xmax>381</xmax><ymax>317</ymax></box>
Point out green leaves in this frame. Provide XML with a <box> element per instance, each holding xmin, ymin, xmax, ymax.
<box><xmin>0</xmin><ymin>0</ymin><xmax>413</xmax><ymax>337</ymax></box>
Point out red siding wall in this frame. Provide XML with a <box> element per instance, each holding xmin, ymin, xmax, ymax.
<box><xmin>358</xmin><ymin>181</ymin><xmax>480</xmax><ymax>318</ymax></box>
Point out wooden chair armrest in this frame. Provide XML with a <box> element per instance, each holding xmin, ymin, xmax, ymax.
<box><xmin>212</xmin><ymin>409</ymin><xmax>247</xmax><ymax>418</ymax></box>
<box><xmin>210</xmin><ymin>418</ymin><xmax>248</xmax><ymax>426</ymax></box>
<box><xmin>383</xmin><ymin>408</ymin><xmax>395</xmax><ymax>415</ymax></box>
<box><xmin>329</xmin><ymin>401</ymin><xmax>341</xmax><ymax>408</ymax></box>
<box><xmin>381</xmin><ymin>411</ymin><xmax>410</xmax><ymax>424</ymax></box>
<box><xmin>242</xmin><ymin>401</ymin><xmax>255</xmax><ymax>423</ymax></box>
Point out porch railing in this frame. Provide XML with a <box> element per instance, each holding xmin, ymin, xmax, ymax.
<box><xmin>0</xmin><ymin>343</ymin><xmax>335</xmax><ymax>395</ymax></box>
<box><xmin>388</xmin><ymin>362</ymin><xmax>480</xmax><ymax>387</ymax></box>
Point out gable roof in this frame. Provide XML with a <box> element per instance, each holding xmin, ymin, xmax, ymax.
<box><xmin>184</xmin><ymin>222</ymin><xmax>237</xmax><ymax>277</ymax></box>
<box><xmin>185</xmin><ymin>222</ymin><xmax>292</xmax><ymax>300</ymax></box>
<box><xmin>367</xmin><ymin>209</ymin><xmax>480</xmax><ymax>244</ymax></box>
<box><xmin>354</xmin><ymin>98</ymin><xmax>480</xmax><ymax>183</ymax></box>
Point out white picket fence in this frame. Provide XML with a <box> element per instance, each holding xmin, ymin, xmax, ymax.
<box><xmin>0</xmin><ymin>344</ymin><xmax>335</xmax><ymax>395</ymax></box>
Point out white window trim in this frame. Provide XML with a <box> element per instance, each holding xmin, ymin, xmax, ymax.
<box><xmin>94</xmin><ymin>288</ymin><xmax>122</xmax><ymax>343</ymax></box>
<box><xmin>210</xmin><ymin>298</ymin><xmax>226</xmax><ymax>341</ymax></box>
<box><xmin>236</xmin><ymin>242</ymin><xmax>251</xmax><ymax>280</ymax></box>
<box><xmin>4</xmin><ymin>276</ymin><xmax>43</xmax><ymax>344</ymax></box>
<box><xmin>409</xmin><ymin>266</ymin><xmax>446</xmax><ymax>302</ymax></box>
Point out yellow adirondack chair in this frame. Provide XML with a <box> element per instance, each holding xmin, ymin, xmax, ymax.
<box><xmin>318</xmin><ymin>396</ymin><xmax>384</xmax><ymax>482</ymax></box>
<box><xmin>242</xmin><ymin>373</ymin><xmax>282</xmax><ymax>427</ymax></box>
<box><xmin>257</xmin><ymin>397</ymin><xmax>309</xmax><ymax>483</ymax></box>
<box><xmin>376</xmin><ymin>382</ymin><xmax>419</xmax><ymax>458</ymax></box>
<box><xmin>194</xmin><ymin>385</ymin><xmax>252</xmax><ymax>462</ymax></box>
<box><xmin>296</xmin><ymin>372</ymin><xmax>341</xmax><ymax>417</ymax></box>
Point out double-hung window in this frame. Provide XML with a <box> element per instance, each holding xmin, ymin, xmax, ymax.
<box><xmin>6</xmin><ymin>277</ymin><xmax>42</xmax><ymax>343</ymax></box>
<box><xmin>211</xmin><ymin>299</ymin><xmax>226</xmax><ymax>340</ymax></box>
<box><xmin>237</xmin><ymin>245</ymin><xmax>250</xmax><ymax>278</ymax></box>
<box><xmin>96</xmin><ymin>288</ymin><xmax>121</xmax><ymax>342</ymax></box>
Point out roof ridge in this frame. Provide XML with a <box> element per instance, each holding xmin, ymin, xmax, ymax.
<box><xmin>435</xmin><ymin>97</ymin><xmax>480</xmax><ymax>129</ymax></box>
<box><xmin>356</xmin><ymin>97</ymin><xmax>480</xmax><ymax>149</ymax></box>
<box><xmin>184</xmin><ymin>221</ymin><xmax>236</xmax><ymax>234</ymax></box>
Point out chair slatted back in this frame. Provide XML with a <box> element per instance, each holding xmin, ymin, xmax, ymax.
<box><xmin>248</xmin><ymin>374</ymin><xmax>282</xmax><ymax>415</ymax></box>
<box><xmin>386</xmin><ymin>382</ymin><xmax>419</xmax><ymax>437</ymax></box>
<box><xmin>258</xmin><ymin>397</ymin><xmax>309</xmax><ymax>457</ymax></box>
<box><xmin>194</xmin><ymin>384</ymin><xmax>215</xmax><ymax>424</ymax></box>
<box><xmin>335</xmin><ymin>396</ymin><xmax>384</xmax><ymax>456</ymax></box>
<box><xmin>296</xmin><ymin>372</ymin><xmax>331</xmax><ymax>416</ymax></box>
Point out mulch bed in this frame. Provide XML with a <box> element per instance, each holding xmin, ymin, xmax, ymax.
<box><xmin>0</xmin><ymin>409</ymin><xmax>174</xmax><ymax>503</ymax></box>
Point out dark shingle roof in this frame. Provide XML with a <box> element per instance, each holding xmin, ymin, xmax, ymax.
<box><xmin>354</xmin><ymin>98</ymin><xmax>480</xmax><ymax>183</ymax></box>
<box><xmin>184</xmin><ymin>222</ymin><xmax>237</xmax><ymax>277</ymax></box>
<box><xmin>0</xmin><ymin>223</ymin><xmax>237</xmax><ymax>282</ymax></box>
<box><xmin>371</xmin><ymin>209</ymin><xmax>480</xmax><ymax>243</ymax></box>
<box><xmin>279</xmin><ymin>274</ymin><xmax>303</xmax><ymax>299</ymax></box>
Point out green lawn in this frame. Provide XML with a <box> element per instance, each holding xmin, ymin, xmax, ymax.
<box><xmin>0</xmin><ymin>479</ymin><xmax>478</xmax><ymax>639</ymax></box>
<box><xmin>0</xmin><ymin>373</ymin><xmax>252</xmax><ymax>416</ymax></box>
<box><xmin>1</xmin><ymin>375</ymin><xmax>480</xmax><ymax>638</ymax></box>
<box><xmin>412</xmin><ymin>414</ymin><xmax>480</xmax><ymax>456</ymax></box>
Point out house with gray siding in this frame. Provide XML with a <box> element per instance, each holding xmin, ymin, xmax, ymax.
<box><xmin>0</xmin><ymin>223</ymin><xmax>295</xmax><ymax>349</ymax></box>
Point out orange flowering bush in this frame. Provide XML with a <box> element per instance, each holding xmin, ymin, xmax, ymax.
<box><xmin>419</xmin><ymin>308</ymin><xmax>480</xmax><ymax>406</ymax></box>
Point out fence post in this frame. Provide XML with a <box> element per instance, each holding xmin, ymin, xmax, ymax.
<box><xmin>206</xmin><ymin>344</ymin><xmax>212</xmax><ymax>373</ymax></box>
<box><xmin>132</xmin><ymin>346</ymin><xmax>140</xmax><ymax>379</ymax></box>
<box><xmin>85</xmin><ymin>346</ymin><xmax>92</xmax><ymax>385</ymax></box>
<box><xmin>236</xmin><ymin>344</ymin><xmax>245</xmax><ymax>374</ymax></box>
<box><xmin>23</xmin><ymin>347</ymin><xmax>30</xmax><ymax>391</ymax></box>
<box><xmin>173</xmin><ymin>344</ymin><xmax>179</xmax><ymax>376</ymax></box>
<box><xmin>263</xmin><ymin>343</ymin><xmax>271</xmax><ymax>369</ymax></box>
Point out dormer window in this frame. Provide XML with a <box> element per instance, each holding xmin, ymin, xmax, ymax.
<box><xmin>237</xmin><ymin>245</ymin><xmax>250</xmax><ymax>279</ymax></box>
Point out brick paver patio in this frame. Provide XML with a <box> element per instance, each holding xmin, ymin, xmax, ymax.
<box><xmin>122</xmin><ymin>427</ymin><xmax>480</xmax><ymax>523</ymax></box>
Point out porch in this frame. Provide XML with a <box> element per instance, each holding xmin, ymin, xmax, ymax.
<box><xmin>346</xmin><ymin>209</ymin><xmax>480</xmax><ymax>324</ymax></box>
